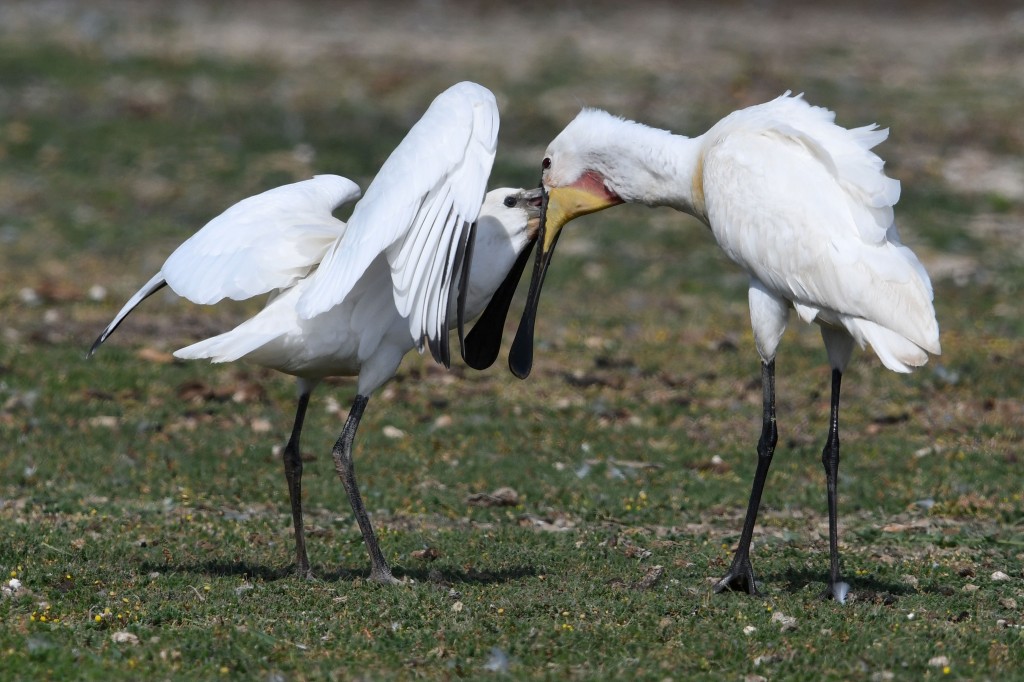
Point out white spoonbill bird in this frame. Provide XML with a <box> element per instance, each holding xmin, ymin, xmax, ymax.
<box><xmin>90</xmin><ymin>180</ymin><xmax>542</xmax><ymax>583</ymax></box>
<box><xmin>509</xmin><ymin>92</ymin><xmax>940</xmax><ymax>600</ymax></box>
<box><xmin>90</xmin><ymin>79</ymin><xmax>543</xmax><ymax>584</ymax></box>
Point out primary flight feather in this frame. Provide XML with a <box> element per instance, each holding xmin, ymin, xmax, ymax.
<box><xmin>296</xmin><ymin>81</ymin><xmax>499</xmax><ymax>367</ymax></box>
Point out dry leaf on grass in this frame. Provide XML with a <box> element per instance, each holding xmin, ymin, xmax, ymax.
<box><xmin>518</xmin><ymin>513</ymin><xmax>575</xmax><ymax>532</ymax></box>
<box><xmin>466</xmin><ymin>487</ymin><xmax>519</xmax><ymax>507</ymax></box>
<box><xmin>606</xmin><ymin>564</ymin><xmax>664</xmax><ymax>591</ymax></box>
<box><xmin>771</xmin><ymin>611</ymin><xmax>798</xmax><ymax>632</ymax></box>
<box><xmin>111</xmin><ymin>631</ymin><xmax>139</xmax><ymax>645</ymax></box>
<box><xmin>411</xmin><ymin>547</ymin><xmax>441</xmax><ymax>561</ymax></box>
<box><xmin>633</xmin><ymin>565</ymin><xmax>664</xmax><ymax>590</ymax></box>
<box><xmin>382</xmin><ymin>425</ymin><xmax>406</xmax><ymax>439</ymax></box>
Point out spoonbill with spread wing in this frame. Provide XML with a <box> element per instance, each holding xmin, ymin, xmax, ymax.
<box><xmin>91</xmin><ymin>81</ymin><xmax>543</xmax><ymax>583</ymax></box>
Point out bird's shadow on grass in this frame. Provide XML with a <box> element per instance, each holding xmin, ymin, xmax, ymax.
<box><xmin>138</xmin><ymin>560</ymin><xmax>538</xmax><ymax>586</ymax></box>
<box><xmin>770</xmin><ymin>567</ymin><xmax>914</xmax><ymax>602</ymax></box>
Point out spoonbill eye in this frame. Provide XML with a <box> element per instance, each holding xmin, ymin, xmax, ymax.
<box><xmin>503</xmin><ymin>195</ymin><xmax>516</xmax><ymax>208</ymax></box>
<box><xmin>542</xmin><ymin>157</ymin><xmax>551</xmax><ymax>170</ymax></box>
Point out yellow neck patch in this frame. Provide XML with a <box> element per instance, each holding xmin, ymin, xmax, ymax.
<box><xmin>691</xmin><ymin>151</ymin><xmax>707</xmax><ymax>218</ymax></box>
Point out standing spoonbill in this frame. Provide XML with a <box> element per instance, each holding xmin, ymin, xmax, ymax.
<box><xmin>507</xmin><ymin>92</ymin><xmax>940</xmax><ymax>600</ymax></box>
<box><xmin>90</xmin><ymin>81</ymin><xmax>543</xmax><ymax>583</ymax></box>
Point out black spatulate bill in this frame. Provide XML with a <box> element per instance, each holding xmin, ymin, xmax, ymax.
<box><xmin>455</xmin><ymin>219</ymin><xmax>478</xmax><ymax>365</ymax></box>
<box><xmin>462</xmin><ymin>239</ymin><xmax>536</xmax><ymax>370</ymax></box>
<box><xmin>508</xmin><ymin>189</ymin><xmax>562</xmax><ymax>380</ymax></box>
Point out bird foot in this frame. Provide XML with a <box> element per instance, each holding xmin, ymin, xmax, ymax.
<box><xmin>820</xmin><ymin>580</ymin><xmax>850</xmax><ymax>604</ymax></box>
<box><xmin>369</xmin><ymin>567</ymin><xmax>403</xmax><ymax>586</ymax></box>
<box><xmin>713</xmin><ymin>557</ymin><xmax>760</xmax><ymax>595</ymax></box>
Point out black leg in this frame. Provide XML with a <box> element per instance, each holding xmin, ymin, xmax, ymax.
<box><xmin>283</xmin><ymin>390</ymin><xmax>313</xmax><ymax>579</ymax></box>
<box><xmin>714</xmin><ymin>359</ymin><xmax>778</xmax><ymax>595</ymax></box>
<box><xmin>821</xmin><ymin>368</ymin><xmax>850</xmax><ymax>602</ymax></box>
<box><xmin>331</xmin><ymin>394</ymin><xmax>399</xmax><ymax>585</ymax></box>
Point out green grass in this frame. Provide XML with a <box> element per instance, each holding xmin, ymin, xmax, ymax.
<box><xmin>2</xmin><ymin>4</ymin><xmax>1023</xmax><ymax>680</ymax></box>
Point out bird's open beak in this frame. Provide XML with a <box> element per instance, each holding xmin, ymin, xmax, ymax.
<box><xmin>523</xmin><ymin>188</ymin><xmax>545</xmax><ymax>239</ymax></box>
<box><xmin>461</xmin><ymin>188</ymin><xmax>544</xmax><ymax>371</ymax></box>
<box><xmin>508</xmin><ymin>176</ymin><xmax>622</xmax><ymax>379</ymax></box>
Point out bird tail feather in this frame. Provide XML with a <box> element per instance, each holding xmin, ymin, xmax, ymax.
<box><xmin>846</xmin><ymin>317</ymin><xmax>936</xmax><ymax>373</ymax></box>
<box><xmin>175</xmin><ymin>327</ymin><xmax>281</xmax><ymax>364</ymax></box>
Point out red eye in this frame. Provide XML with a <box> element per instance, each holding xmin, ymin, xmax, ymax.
<box><xmin>542</xmin><ymin>157</ymin><xmax>551</xmax><ymax>170</ymax></box>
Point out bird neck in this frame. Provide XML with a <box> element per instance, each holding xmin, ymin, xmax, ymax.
<box><xmin>611</xmin><ymin>125</ymin><xmax>708</xmax><ymax>221</ymax></box>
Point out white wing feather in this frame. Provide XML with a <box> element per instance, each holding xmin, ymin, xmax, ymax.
<box><xmin>89</xmin><ymin>175</ymin><xmax>359</xmax><ymax>357</ymax></box>
<box><xmin>162</xmin><ymin>175</ymin><xmax>360</xmax><ymax>304</ymax></box>
<box><xmin>297</xmin><ymin>82</ymin><xmax>498</xmax><ymax>362</ymax></box>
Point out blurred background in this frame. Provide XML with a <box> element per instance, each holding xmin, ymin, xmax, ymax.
<box><xmin>2</xmin><ymin>1</ymin><xmax>1022</xmax><ymax>336</ymax></box>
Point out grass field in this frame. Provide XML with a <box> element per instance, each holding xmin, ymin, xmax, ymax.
<box><xmin>1</xmin><ymin>2</ymin><xmax>1022</xmax><ymax>679</ymax></box>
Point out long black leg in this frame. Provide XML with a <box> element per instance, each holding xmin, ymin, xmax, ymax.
<box><xmin>331</xmin><ymin>394</ymin><xmax>399</xmax><ymax>585</ymax></box>
<box><xmin>714</xmin><ymin>359</ymin><xmax>778</xmax><ymax>595</ymax></box>
<box><xmin>821</xmin><ymin>368</ymin><xmax>850</xmax><ymax>602</ymax></box>
<box><xmin>283</xmin><ymin>390</ymin><xmax>313</xmax><ymax>578</ymax></box>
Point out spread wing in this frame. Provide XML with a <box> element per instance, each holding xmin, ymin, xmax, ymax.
<box><xmin>88</xmin><ymin>175</ymin><xmax>360</xmax><ymax>356</ymax></box>
<box><xmin>163</xmin><ymin>175</ymin><xmax>361</xmax><ymax>304</ymax></box>
<box><xmin>296</xmin><ymin>81</ymin><xmax>499</xmax><ymax>366</ymax></box>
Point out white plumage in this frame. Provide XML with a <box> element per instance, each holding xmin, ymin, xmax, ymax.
<box><xmin>695</xmin><ymin>95</ymin><xmax>938</xmax><ymax>372</ymax></box>
<box><xmin>515</xmin><ymin>92</ymin><xmax>940</xmax><ymax>601</ymax></box>
<box><xmin>90</xmin><ymin>80</ymin><xmax>542</xmax><ymax>584</ymax></box>
<box><xmin>297</xmin><ymin>81</ymin><xmax>499</xmax><ymax>366</ymax></box>
<box><xmin>91</xmin><ymin>179</ymin><xmax>541</xmax><ymax>583</ymax></box>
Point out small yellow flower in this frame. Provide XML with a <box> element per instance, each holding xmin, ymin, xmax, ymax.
<box><xmin>943</xmin><ymin>667</ymin><xmax>951</xmax><ymax>675</ymax></box>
